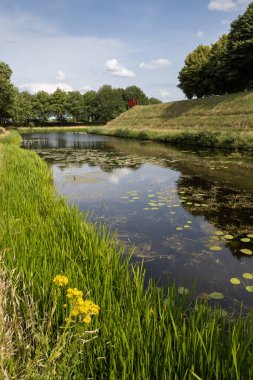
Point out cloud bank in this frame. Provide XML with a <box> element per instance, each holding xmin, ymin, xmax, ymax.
<box><xmin>139</xmin><ymin>58</ymin><xmax>171</xmax><ymax>70</ymax></box>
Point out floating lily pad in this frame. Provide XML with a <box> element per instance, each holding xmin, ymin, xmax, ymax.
<box><xmin>210</xmin><ymin>245</ymin><xmax>223</xmax><ymax>251</ymax></box>
<box><xmin>132</xmin><ymin>197</ymin><xmax>140</xmax><ymax>200</ymax></box>
<box><xmin>176</xmin><ymin>227</ymin><xmax>183</xmax><ymax>231</ymax></box>
<box><xmin>241</xmin><ymin>238</ymin><xmax>251</xmax><ymax>243</ymax></box>
<box><xmin>187</xmin><ymin>221</ymin><xmax>192</xmax><ymax>224</ymax></box>
<box><xmin>120</xmin><ymin>196</ymin><xmax>129</xmax><ymax>199</ymax></box>
<box><xmin>143</xmin><ymin>208</ymin><xmax>150</xmax><ymax>211</ymax></box>
<box><xmin>240</xmin><ymin>249</ymin><xmax>253</xmax><ymax>255</ymax></box>
<box><xmin>247</xmin><ymin>234</ymin><xmax>253</xmax><ymax>238</ymax></box>
<box><xmin>246</xmin><ymin>286</ymin><xmax>253</xmax><ymax>292</ymax></box>
<box><xmin>148</xmin><ymin>195</ymin><xmax>155</xmax><ymax>198</ymax></box>
<box><xmin>151</xmin><ymin>207</ymin><xmax>159</xmax><ymax>210</ymax></box>
<box><xmin>230</xmin><ymin>278</ymin><xmax>241</xmax><ymax>285</ymax></box>
<box><xmin>224</xmin><ymin>235</ymin><xmax>234</xmax><ymax>240</ymax></box>
<box><xmin>186</xmin><ymin>202</ymin><xmax>192</xmax><ymax>205</ymax></box>
<box><xmin>178</xmin><ymin>287</ymin><xmax>189</xmax><ymax>295</ymax></box>
<box><xmin>243</xmin><ymin>273</ymin><xmax>253</xmax><ymax>280</ymax></box>
<box><xmin>209</xmin><ymin>292</ymin><xmax>224</xmax><ymax>300</ymax></box>
<box><xmin>215</xmin><ymin>231</ymin><xmax>224</xmax><ymax>236</ymax></box>
<box><xmin>184</xmin><ymin>225</ymin><xmax>190</xmax><ymax>228</ymax></box>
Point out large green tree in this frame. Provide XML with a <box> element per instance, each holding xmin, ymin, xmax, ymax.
<box><xmin>11</xmin><ymin>91</ymin><xmax>34</xmax><ymax>126</ymax></box>
<box><xmin>123</xmin><ymin>86</ymin><xmax>149</xmax><ymax>105</ymax></box>
<box><xmin>178</xmin><ymin>45</ymin><xmax>212</xmax><ymax>99</ymax></box>
<box><xmin>33</xmin><ymin>91</ymin><xmax>52</xmax><ymax>124</ymax></box>
<box><xmin>51</xmin><ymin>89</ymin><xmax>68</xmax><ymax>123</ymax></box>
<box><xmin>226</xmin><ymin>2</ymin><xmax>253</xmax><ymax>92</ymax></box>
<box><xmin>95</xmin><ymin>85</ymin><xmax>126</xmax><ymax>123</ymax></box>
<box><xmin>66</xmin><ymin>91</ymin><xmax>84</xmax><ymax>122</ymax></box>
<box><xmin>0</xmin><ymin>62</ymin><xmax>16</xmax><ymax>123</ymax></box>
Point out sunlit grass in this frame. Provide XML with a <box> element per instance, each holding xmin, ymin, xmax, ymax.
<box><xmin>1</xmin><ymin>132</ymin><xmax>253</xmax><ymax>378</ymax></box>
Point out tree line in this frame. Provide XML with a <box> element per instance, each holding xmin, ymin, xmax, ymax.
<box><xmin>178</xmin><ymin>2</ymin><xmax>253</xmax><ymax>99</ymax></box>
<box><xmin>0</xmin><ymin>63</ymin><xmax>161</xmax><ymax>126</ymax></box>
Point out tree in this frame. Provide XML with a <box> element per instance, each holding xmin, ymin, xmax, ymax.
<box><xmin>178</xmin><ymin>45</ymin><xmax>212</xmax><ymax>99</ymax></box>
<box><xmin>226</xmin><ymin>2</ymin><xmax>253</xmax><ymax>92</ymax></box>
<box><xmin>82</xmin><ymin>91</ymin><xmax>98</xmax><ymax>123</ymax></box>
<box><xmin>148</xmin><ymin>97</ymin><xmax>162</xmax><ymax>104</ymax></box>
<box><xmin>0</xmin><ymin>61</ymin><xmax>16</xmax><ymax>124</ymax></box>
<box><xmin>33</xmin><ymin>91</ymin><xmax>52</xmax><ymax>124</ymax></box>
<box><xmin>95</xmin><ymin>85</ymin><xmax>126</xmax><ymax>123</ymax></box>
<box><xmin>11</xmin><ymin>90</ymin><xmax>34</xmax><ymax>126</ymax></box>
<box><xmin>205</xmin><ymin>34</ymin><xmax>229</xmax><ymax>95</ymax></box>
<box><xmin>123</xmin><ymin>86</ymin><xmax>149</xmax><ymax>105</ymax></box>
<box><xmin>66</xmin><ymin>91</ymin><xmax>84</xmax><ymax>122</ymax></box>
<box><xmin>51</xmin><ymin>89</ymin><xmax>68</xmax><ymax>123</ymax></box>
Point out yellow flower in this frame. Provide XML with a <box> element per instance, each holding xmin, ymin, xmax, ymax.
<box><xmin>66</xmin><ymin>288</ymin><xmax>83</xmax><ymax>299</ymax></box>
<box><xmin>83</xmin><ymin>315</ymin><xmax>91</xmax><ymax>324</ymax></box>
<box><xmin>65</xmin><ymin>317</ymin><xmax>72</xmax><ymax>324</ymax></box>
<box><xmin>63</xmin><ymin>304</ymin><xmax>67</xmax><ymax>309</ymax></box>
<box><xmin>53</xmin><ymin>275</ymin><xmax>68</xmax><ymax>287</ymax></box>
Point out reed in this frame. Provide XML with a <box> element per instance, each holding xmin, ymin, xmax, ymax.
<box><xmin>1</xmin><ymin>133</ymin><xmax>253</xmax><ymax>379</ymax></box>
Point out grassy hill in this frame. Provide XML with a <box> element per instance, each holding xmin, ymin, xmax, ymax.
<box><xmin>88</xmin><ymin>91</ymin><xmax>253</xmax><ymax>150</ymax></box>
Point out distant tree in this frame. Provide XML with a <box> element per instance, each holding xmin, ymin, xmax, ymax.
<box><xmin>12</xmin><ymin>91</ymin><xmax>34</xmax><ymax>126</ymax></box>
<box><xmin>148</xmin><ymin>97</ymin><xmax>162</xmax><ymax>104</ymax></box>
<box><xmin>226</xmin><ymin>2</ymin><xmax>253</xmax><ymax>92</ymax></box>
<box><xmin>0</xmin><ymin>61</ymin><xmax>16</xmax><ymax>123</ymax></box>
<box><xmin>82</xmin><ymin>91</ymin><xmax>98</xmax><ymax>123</ymax></box>
<box><xmin>66</xmin><ymin>91</ymin><xmax>83</xmax><ymax>122</ymax></box>
<box><xmin>51</xmin><ymin>89</ymin><xmax>68</xmax><ymax>123</ymax></box>
<box><xmin>123</xmin><ymin>86</ymin><xmax>149</xmax><ymax>105</ymax></box>
<box><xmin>178</xmin><ymin>45</ymin><xmax>212</xmax><ymax>99</ymax></box>
<box><xmin>96</xmin><ymin>85</ymin><xmax>126</xmax><ymax>123</ymax></box>
<box><xmin>33</xmin><ymin>91</ymin><xmax>52</xmax><ymax>124</ymax></box>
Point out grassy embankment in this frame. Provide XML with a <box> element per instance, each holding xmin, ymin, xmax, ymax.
<box><xmin>1</xmin><ymin>131</ymin><xmax>253</xmax><ymax>378</ymax></box>
<box><xmin>87</xmin><ymin>91</ymin><xmax>253</xmax><ymax>150</ymax></box>
<box><xmin>19</xmin><ymin>125</ymin><xmax>90</xmax><ymax>133</ymax></box>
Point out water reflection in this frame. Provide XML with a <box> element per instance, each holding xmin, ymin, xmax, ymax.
<box><xmin>22</xmin><ymin>132</ymin><xmax>253</xmax><ymax>308</ymax></box>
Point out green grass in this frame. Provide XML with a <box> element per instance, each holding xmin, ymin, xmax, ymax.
<box><xmin>1</xmin><ymin>132</ymin><xmax>253</xmax><ymax>378</ymax></box>
<box><xmin>85</xmin><ymin>91</ymin><xmax>253</xmax><ymax>151</ymax></box>
<box><xmin>19</xmin><ymin>126</ymin><xmax>91</xmax><ymax>133</ymax></box>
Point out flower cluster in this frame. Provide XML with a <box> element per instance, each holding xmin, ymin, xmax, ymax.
<box><xmin>53</xmin><ymin>275</ymin><xmax>69</xmax><ymax>287</ymax></box>
<box><xmin>66</xmin><ymin>287</ymin><xmax>83</xmax><ymax>299</ymax></box>
<box><xmin>53</xmin><ymin>275</ymin><xmax>100</xmax><ymax>325</ymax></box>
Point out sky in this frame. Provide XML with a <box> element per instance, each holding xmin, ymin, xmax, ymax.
<box><xmin>0</xmin><ymin>0</ymin><xmax>251</xmax><ymax>101</ymax></box>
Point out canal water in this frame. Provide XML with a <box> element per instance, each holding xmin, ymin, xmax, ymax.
<box><xmin>22</xmin><ymin>132</ymin><xmax>253</xmax><ymax>309</ymax></box>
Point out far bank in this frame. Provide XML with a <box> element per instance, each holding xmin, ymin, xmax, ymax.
<box><xmin>19</xmin><ymin>91</ymin><xmax>253</xmax><ymax>151</ymax></box>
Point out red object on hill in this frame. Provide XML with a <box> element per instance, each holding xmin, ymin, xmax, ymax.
<box><xmin>127</xmin><ymin>99</ymin><xmax>138</xmax><ymax>108</ymax></box>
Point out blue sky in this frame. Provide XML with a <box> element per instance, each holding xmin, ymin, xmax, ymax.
<box><xmin>0</xmin><ymin>0</ymin><xmax>251</xmax><ymax>100</ymax></box>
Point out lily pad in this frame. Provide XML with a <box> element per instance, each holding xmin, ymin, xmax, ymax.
<box><xmin>224</xmin><ymin>235</ymin><xmax>234</xmax><ymax>240</ymax></box>
<box><xmin>246</xmin><ymin>286</ymin><xmax>253</xmax><ymax>292</ymax></box>
<box><xmin>209</xmin><ymin>292</ymin><xmax>224</xmax><ymax>300</ymax></box>
<box><xmin>230</xmin><ymin>278</ymin><xmax>241</xmax><ymax>285</ymax></box>
<box><xmin>247</xmin><ymin>234</ymin><xmax>253</xmax><ymax>238</ymax></box>
<box><xmin>210</xmin><ymin>245</ymin><xmax>223</xmax><ymax>251</ymax></box>
<box><xmin>176</xmin><ymin>227</ymin><xmax>183</xmax><ymax>231</ymax></box>
<box><xmin>243</xmin><ymin>273</ymin><xmax>253</xmax><ymax>280</ymax></box>
<box><xmin>186</xmin><ymin>202</ymin><xmax>192</xmax><ymax>205</ymax></box>
<box><xmin>240</xmin><ymin>249</ymin><xmax>253</xmax><ymax>255</ymax></box>
<box><xmin>241</xmin><ymin>238</ymin><xmax>251</xmax><ymax>243</ymax></box>
<box><xmin>184</xmin><ymin>225</ymin><xmax>190</xmax><ymax>228</ymax></box>
<box><xmin>178</xmin><ymin>287</ymin><xmax>189</xmax><ymax>295</ymax></box>
<box><xmin>215</xmin><ymin>231</ymin><xmax>224</xmax><ymax>236</ymax></box>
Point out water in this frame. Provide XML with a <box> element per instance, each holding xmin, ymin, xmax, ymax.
<box><xmin>22</xmin><ymin>132</ymin><xmax>253</xmax><ymax>309</ymax></box>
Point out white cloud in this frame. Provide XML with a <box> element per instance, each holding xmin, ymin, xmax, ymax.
<box><xmin>139</xmin><ymin>58</ymin><xmax>171</xmax><ymax>70</ymax></box>
<box><xmin>19</xmin><ymin>82</ymin><xmax>73</xmax><ymax>94</ymax></box>
<box><xmin>158</xmin><ymin>89</ymin><xmax>171</xmax><ymax>98</ymax></box>
<box><xmin>56</xmin><ymin>70</ymin><xmax>66</xmax><ymax>82</ymax></box>
<box><xmin>105</xmin><ymin>59</ymin><xmax>135</xmax><ymax>77</ymax></box>
<box><xmin>197</xmin><ymin>31</ymin><xmax>204</xmax><ymax>38</ymax></box>
<box><xmin>208</xmin><ymin>0</ymin><xmax>251</xmax><ymax>11</ymax></box>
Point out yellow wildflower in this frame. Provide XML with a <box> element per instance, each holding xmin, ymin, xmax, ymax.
<box><xmin>83</xmin><ymin>315</ymin><xmax>91</xmax><ymax>324</ymax></box>
<box><xmin>65</xmin><ymin>317</ymin><xmax>72</xmax><ymax>324</ymax></box>
<box><xmin>53</xmin><ymin>275</ymin><xmax>68</xmax><ymax>287</ymax></box>
<box><xmin>66</xmin><ymin>288</ymin><xmax>83</xmax><ymax>299</ymax></box>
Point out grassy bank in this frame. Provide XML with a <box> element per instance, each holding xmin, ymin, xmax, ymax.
<box><xmin>1</xmin><ymin>133</ymin><xmax>253</xmax><ymax>378</ymax></box>
<box><xmin>19</xmin><ymin>125</ymin><xmax>90</xmax><ymax>133</ymax></box>
<box><xmin>86</xmin><ymin>91</ymin><xmax>253</xmax><ymax>151</ymax></box>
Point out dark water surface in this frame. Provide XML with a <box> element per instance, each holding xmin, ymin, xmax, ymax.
<box><xmin>22</xmin><ymin>132</ymin><xmax>253</xmax><ymax>309</ymax></box>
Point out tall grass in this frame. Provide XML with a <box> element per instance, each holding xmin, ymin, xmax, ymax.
<box><xmin>1</xmin><ymin>134</ymin><xmax>253</xmax><ymax>378</ymax></box>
